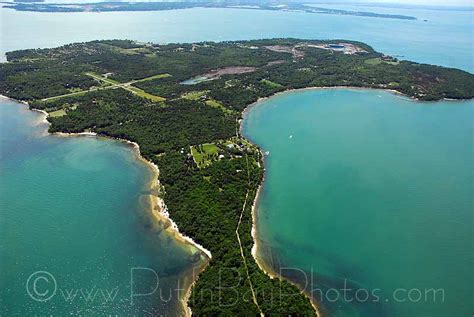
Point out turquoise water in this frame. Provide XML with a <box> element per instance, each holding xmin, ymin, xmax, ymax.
<box><xmin>181</xmin><ymin>76</ymin><xmax>212</xmax><ymax>85</ymax></box>
<box><xmin>1</xmin><ymin>6</ymin><xmax>473</xmax><ymax>72</ymax></box>
<box><xmin>1</xmin><ymin>4</ymin><xmax>473</xmax><ymax>316</ymax></box>
<box><xmin>242</xmin><ymin>89</ymin><xmax>473</xmax><ymax>317</ymax></box>
<box><xmin>0</xmin><ymin>100</ymin><xmax>201</xmax><ymax>315</ymax></box>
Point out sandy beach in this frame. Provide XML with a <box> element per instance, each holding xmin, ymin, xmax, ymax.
<box><xmin>132</xmin><ymin>143</ymin><xmax>211</xmax><ymax>317</ymax></box>
<box><xmin>128</xmin><ymin>139</ymin><xmax>212</xmax><ymax>259</ymax></box>
<box><xmin>59</xmin><ymin>127</ymin><xmax>213</xmax><ymax>317</ymax></box>
<box><xmin>243</xmin><ymin>146</ymin><xmax>322</xmax><ymax>317</ymax></box>
<box><xmin>240</xmin><ymin>85</ymin><xmax>469</xmax><ymax>122</ymax></box>
<box><xmin>4</xmin><ymin>83</ymin><xmax>462</xmax><ymax>317</ymax></box>
<box><xmin>239</xmin><ymin>85</ymin><xmax>473</xmax><ymax>317</ymax></box>
<box><xmin>0</xmin><ymin>94</ymin><xmax>211</xmax><ymax>317</ymax></box>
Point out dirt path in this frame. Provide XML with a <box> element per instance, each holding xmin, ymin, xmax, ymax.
<box><xmin>236</xmin><ymin>189</ymin><xmax>263</xmax><ymax>316</ymax></box>
<box><xmin>234</xmin><ymin>153</ymin><xmax>264</xmax><ymax>316</ymax></box>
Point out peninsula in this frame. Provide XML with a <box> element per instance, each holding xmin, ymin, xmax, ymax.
<box><xmin>1</xmin><ymin>39</ymin><xmax>472</xmax><ymax>315</ymax></box>
<box><xmin>4</xmin><ymin>1</ymin><xmax>417</xmax><ymax>20</ymax></box>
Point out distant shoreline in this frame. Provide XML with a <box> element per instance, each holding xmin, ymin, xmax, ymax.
<box><xmin>1</xmin><ymin>2</ymin><xmax>417</xmax><ymax>20</ymax></box>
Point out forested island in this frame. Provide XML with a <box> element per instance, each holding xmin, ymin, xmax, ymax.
<box><xmin>3</xmin><ymin>1</ymin><xmax>417</xmax><ymax>20</ymax></box>
<box><xmin>1</xmin><ymin>39</ymin><xmax>472</xmax><ymax>315</ymax></box>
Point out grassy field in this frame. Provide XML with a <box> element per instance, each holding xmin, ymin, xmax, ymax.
<box><xmin>42</xmin><ymin>90</ymin><xmax>90</xmax><ymax>101</ymax></box>
<box><xmin>4</xmin><ymin>38</ymin><xmax>471</xmax><ymax>316</ymax></box>
<box><xmin>205</xmin><ymin>99</ymin><xmax>235</xmax><ymax>115</ymax></box>
<box><xmin>48</xmin><ymin>109</ymin><xmax>67</xmax><ymax>117</ymax></box>
<box><xmin>135</xmin><ymin>73</ymin><xmax>172</xmax><ymax>82</ymax></box>
<box><xmin>85</xmin><ymin>72</ymin><xmax>165</xmax><ymax>102</ymax></box>
<box><xmin>182</xmin><ymin>92</ymin><xmax>235</xmax><ymax>115</ymax></box>
<box><xmin>127</xmin><ymin>85</ymin><xmax>166</xmax><ymax>102</ymax></box>
<box><xmin>41</xmin><ymin>73</ymin><xmax>117</xmax><ymax>101</ymax></box>
<box><xmin>190</xmin><ymin>143</ymin><xmax>220</xmax><ymax>168</ymax></box>
<box><xmin>182</xmin><ymin>90</ymin><xmax>208</xmax><ymax>100</ymax></box>
<box><xmin>85</xmin><ymin>72</ymin><xmax>121</xmax><ymax>85</ymax></box>
<box><xmin>261</xmin><ymin>78</ymin><xmax>283</xmax><ymax>89</ymax></box>
<box><xmin>119</xmin><ymin>47</ymin><xmax>153</xmax><ymax>55</ymax></box>
<box><xmin>364</xmin><ymin>57</ymin><xmax>382</xmax><ymax>65</ymax></box>
<box><xmin>388</xmin><ymin>81</ymin><xmax>400</xmax><ymax>87</ymax></box>
<box><xmin>365</xmin><ymin>57</ymin><xmax>399</xmax><ymax>65</ymax></box>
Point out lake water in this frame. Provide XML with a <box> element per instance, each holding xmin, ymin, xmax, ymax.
<box><xmin>0</xmin><ymin>4</ymin><xmax>472</xmax><ymax>316</ymax></box>
<box><xmin>242</xmin><ymin>89</ymin><xmax>473</xmax><ymax>316</ymax></box>
<box><xmin>1</xmin><ymin>6</ymin><xmax>473</xmax><ymax>72</ymax></box>
<box><xmin>0</xmin><ymin>101</ymin><xmax>202</xmax><ymax>315</ymax></box>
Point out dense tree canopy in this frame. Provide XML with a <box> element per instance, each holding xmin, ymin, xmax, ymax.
<box><xmin>1</xmin><ymin>39</ymin><xmax>472</xmax><ymax>316</ymax></box>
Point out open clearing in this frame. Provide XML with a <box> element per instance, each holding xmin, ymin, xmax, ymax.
<box><xmin>42</xmin><ymin>72</ymin><xmax>168</xmax><ymax>102</ymax></box>
<box><xmin>182</xmin><ymin>90</ymin><xmax>208</xmax><ymax>100</ymax></box>
<box><xmin>365</xmin><ymin>57</ymin><xmax>400</xmax><ymax>65</ymax></box>
<box><xmin>205</xmin><ymin>99</ymin><xmax>236</xmax><ymax>115</ymax></box>
<box><xmin>261</xmin><ymin>79</ymin><xmax>283</xmax><ymax>89</ymax></box>
<box><xmin>127</xmin><ymin>86</ymin><xmax>166</xmax><ymax>102</ymax></box>
<box><xmin>134</xmin><ymin>73</ymin><xmax>172</xmax><ymax>82</ymax></box>
<box><xmin>86</xmin><ymin>72</ymin><xmax>166</xmax><ymax>102</ymax></box>
<box><xmin>48</xmin><ymin>109</ymin><xmax>67</xmax><ymax>117</ymax></box>
<box><xmin>190</xmin><ymin>143</ymin><xmax>220</xmax><ymax>168</ymax></box>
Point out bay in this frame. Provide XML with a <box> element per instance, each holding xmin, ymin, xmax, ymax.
<box><xmin>1</xmin><ymin>6</ymin><xmax>473</xmax><ymax>72</ymax></box>
<box><xmin>0</xmin><ymin>100</ymin><xmax>201</xmax><ymax>315</ymax></box>
<box><xmin>0</xmin><ymin>4</ymin><xmax>472</xmax><ymax>316</ymax></box>
<box><xmin>241</xmin><ymin>89</ymin><xmax>473</xmax><ymax>316</ymax></box>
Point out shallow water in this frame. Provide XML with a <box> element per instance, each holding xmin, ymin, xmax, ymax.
<box><xmin>1</xmin><ymin>6</ymin><xmax>473</xmax><ymax>72</ymax></box>
<box><xmin>0</xmin><ymin>100</ymin><xmax>201</xmax><ymax>315</ymax></box>
<box><xmin>0</xmin><ymin>4</ymin><xmax>473</xmax><ymax>316</ymax></box>
<box><xmin>242</xmin><ymin>89</ymin><xmax>473</xmax><ymax>316</ymax></box>
<box><xmin>181</xmin><ymin>76</ymin><xmax>211</xmax><ymax>85</ymax></box>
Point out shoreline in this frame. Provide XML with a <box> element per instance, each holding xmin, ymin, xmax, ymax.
<box><xmin>2</xmin><ymin>84</ymin><xmax>471</xmax><ymax>316</ymax></box>
<box><xmin>241</xmin><ymin>86</ymin><xmax>470</xmax><ymax>121</ymax></box>
<box><xmin>239</xmin><ymin>85</ymin><xmax>471</xmax><ymax>316</ymax></box>
<box><xmin>0</xmin><ymin>94</ymin><xmax>211</xmax><ymax>317</ymax></box>
<box><xmin>56</xmin><ymin>134</ymin><xmax>213</xmax><ymax>317</ymax></box>
<box><xmin>119</xmin><ymin>138</ymin><xmax>213</xmax><ymax>259</ymax></box>
<box><xmin>242</xmin><ymin>146</ymin><xmax>323</xmax><ymax>317</ymax></box>
<box><xmin>238</xmin><ymin>84</ymin><xmax>458</xmax><ymax>317</ymax></box>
